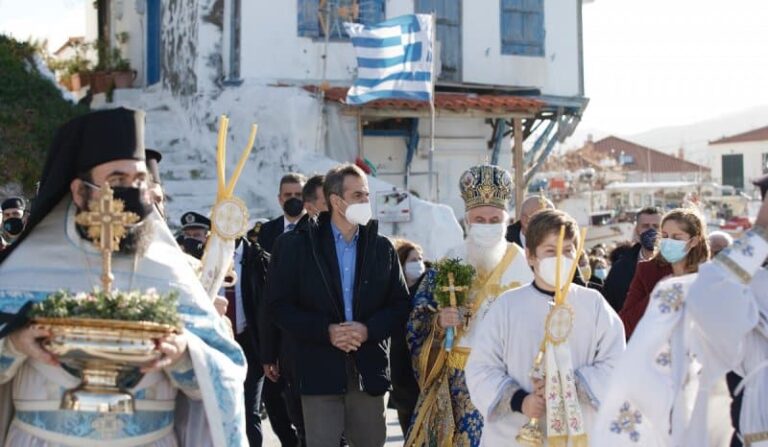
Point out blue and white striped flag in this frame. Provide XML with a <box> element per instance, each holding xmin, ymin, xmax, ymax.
<box><xmin>344</xmin><ymin>14</ymin><xmax>434</xmax><ymax>105</ymax></box>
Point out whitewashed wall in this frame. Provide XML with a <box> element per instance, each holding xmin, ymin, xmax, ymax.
<box><xmin>238</xmin><ymin>0</ymin><xmax>581</xmax><ymax>96</ymax></box>
<box><xmin>361</xmin><ymin>117</ymin><xmax>515</xmax><ymax>219</ymax></box>
<box><xmin>463</xmin><ymin>0</ymin><xmax>581</xmax><ymax>96</ymax></box>
<box><xmin>709</xmin><ymin>141</ymin><xmax>768</xmax><ymax>195</ymax></box>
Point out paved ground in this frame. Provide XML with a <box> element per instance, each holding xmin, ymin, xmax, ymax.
<box><xmin>262</xmin><ymin>404</ymin><xmax>404</xmax><ymax>446</ymax></box>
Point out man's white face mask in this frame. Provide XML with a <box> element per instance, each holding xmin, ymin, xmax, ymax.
<box><xmin>344</xmin><ymin>202</ymin><xmax>372</xmax><ymax>226</ymax></box>
<box><xmin>468</xmin><ymin>222</ymin><xmax>505</xmax><ymax>248</ymax></box>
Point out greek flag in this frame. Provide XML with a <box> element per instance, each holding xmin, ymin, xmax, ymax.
<box><xmin>344</xmin><ymin>14</ymin><xmax>434</xmax><ymax>105</ymax></box>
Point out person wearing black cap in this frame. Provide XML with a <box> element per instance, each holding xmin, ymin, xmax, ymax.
<box><xmin>1</xmin><ymin>197</ymin><xmax>26</xmax><ymax>249</ymax></box>
<box><xmin>178</xmin><ymin>211</ymin><xmax>210</xmax><ymax>259</ymax></box>
<box><xmin>0</xmin><ymin>108</ymin><xmax>247</xmax><ymax>445</ymax></box>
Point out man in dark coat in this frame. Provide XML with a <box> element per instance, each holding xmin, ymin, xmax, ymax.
<box><xmin>267</xmin><ymin>163</ymin><xmax>410</xmax><ymax>447</ymax></box>
<box><xmin>257</xmin><ymin>172</ymin><xmax>306</xmax><ymax>446</ymax></box>
<box><xmin>602</xmin><ymin>206</ymin><xmax>662</xmax><ymax>312</ymax></box>
<box><xmin>229</xmin><ymin>238</ymin><xmax>271</xmax><ymax>447</ymax></box>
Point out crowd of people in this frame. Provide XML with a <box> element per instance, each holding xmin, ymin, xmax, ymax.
<box><xmin>0</xmin><ymin>107</ymin><xmax>767</xmax><ymax>447</ymax></box>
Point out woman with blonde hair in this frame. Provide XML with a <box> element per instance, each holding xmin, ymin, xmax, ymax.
<box><xmin>619</xmin><ymin>207</ymin><xmax>710</xmax><ymax>339</ymax></box>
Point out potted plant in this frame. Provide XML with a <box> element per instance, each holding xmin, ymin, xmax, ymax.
<box><xmin>90</xmin><ymin>39</ymin><xmax>114</xmax><ymax>94</ymax></box>
<box><xmin>112</xmin><ymin>55</ymin><xmax>135</xmax><ymax>89</ymax></box>
<box><xmin>69</xmin><ymin>40</ymin><xmax>92</xmax><ymax>89</ymax></box>
<box><xmin>112</xmin><ymin>32</ymin><xmax>135</xmax><ymax>89</ymax></box>
<box><xmin>66</xmin><ymin>55</ymin><xmax>91</xmax><ymax>91</ymax></box>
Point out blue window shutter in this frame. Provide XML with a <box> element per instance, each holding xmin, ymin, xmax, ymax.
<box><xmin>501</xmin><ymin>0</ymin><xmax>544</xmax><ymax>56</ymax></box>
<box><xmin>298</xmin><ymin>0</ymin><xmax>320</xmax><ymax>37</ymax></box>
<box><xmin>360</xmin><ymin>0</ymin><xmax>385</xmax><ymax>25</ymax></box>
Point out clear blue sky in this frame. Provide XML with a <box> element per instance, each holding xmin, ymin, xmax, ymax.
<box><xmin>2</xmin><ymin>0</ymin><xmax>767</xmax><ymax>135</ymax></box>
<box><xmin>581</xmin><ymin>0</ymin><xmax>768</xmax><ymax>134</ymax></box>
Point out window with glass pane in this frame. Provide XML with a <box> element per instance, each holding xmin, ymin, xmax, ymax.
<box><xmin>298</xmin><ymin>0</ymin><xmax>385</xmax><ymax>39</ymax></box>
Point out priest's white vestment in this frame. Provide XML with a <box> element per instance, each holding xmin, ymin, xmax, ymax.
<box><xmin>0</xmin><ymin>200</ymin><xmax>247</xmax><ymax>447</ymax></box>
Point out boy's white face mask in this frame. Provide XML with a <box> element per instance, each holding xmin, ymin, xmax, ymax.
<box><xmin>536</xmin><ymin>256</ymin><xmax>575</xmax><ymax>289</ymax></box>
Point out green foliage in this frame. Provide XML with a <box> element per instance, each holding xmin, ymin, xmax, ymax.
<box><xmin>0</xmin><ymin>34</ymin><xmax>89</xmax><ymax>193</ymax></box>
<box><xmin>433</xmin><ymin>258</ymin><xmax>476</xmax><ymax>308</ymax></box>
<box><xmin>29</xmin><ymin>289</ymin><xmax>182</xmax><ymax>327</ymax></box>
<box><xmin>93</xmin><ymin>37</ymin><xmax>131</xmax><ymax>72</ymax></box>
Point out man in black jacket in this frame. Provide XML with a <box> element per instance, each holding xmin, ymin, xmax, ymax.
<box><xmin>267</xmin><ymin>163</ymin><xmax>410</xmax><ymax>447</ymax></box>
<box><xmin>257</xmin><ymin>173</ymin><xmax>306</xmax><ymax>447</ymax></box>
<box><xmin>602</xmin><ymin>206</ymin><xmax>661</xmax><ymax>312</ymax></box>
<box><xmin>228</xmin><ymin>238</ymin><xmax>271</xmax><ymax>447</ymax></box>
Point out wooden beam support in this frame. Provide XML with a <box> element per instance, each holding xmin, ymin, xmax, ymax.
<box><xmin>513</xmin><ymin>117</ymin><xmax>525</xmax><ymax>219</ymax></box>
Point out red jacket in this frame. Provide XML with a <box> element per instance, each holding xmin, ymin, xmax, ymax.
<box><xmin>619</xmin><ymin>259</ymin><xmax>673</xmax><ymax>339</ymax></box>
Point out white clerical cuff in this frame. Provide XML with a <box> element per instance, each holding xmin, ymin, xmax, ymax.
<box><xmin>164</xmin><ymin>352</ymin><xmax>200</xmax><ymax>397</ymax></box>
<box><xmin>715</xmin><ymin>227</ymin><xmax>768</xmax><ymax>284</ymax></box>
<box><xmin>0</xmin><ymin>337</ymin><xmax>28</xmax><ymax>380</ymax></box>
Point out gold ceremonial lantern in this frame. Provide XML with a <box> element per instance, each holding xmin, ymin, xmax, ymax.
<box><xmin>34</xmin><ymin>184</ymin><xmax>178</xmax><ymax>413</ymax></box>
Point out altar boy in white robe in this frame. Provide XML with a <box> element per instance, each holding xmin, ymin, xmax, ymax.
<box><xmin>466</xmin><ymin>209</ymin><xmax>625</xmax><ymax>447</ymax></box>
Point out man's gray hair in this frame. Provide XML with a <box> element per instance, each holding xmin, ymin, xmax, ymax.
<box><xmin>323</xmin><ymin>164</ymin><xmax>366</xmax><ymax>212</ymax></box>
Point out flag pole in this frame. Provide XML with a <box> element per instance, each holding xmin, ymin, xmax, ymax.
<box><xmin>428</xmin><ymin>12</ymin><xmax>437</xmax><ymax>201</ymax></box>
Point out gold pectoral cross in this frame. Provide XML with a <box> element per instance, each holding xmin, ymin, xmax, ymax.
<box><xmin>75</xmin><ymin>184</ymin><xmax>140</xmax><ymax>292</ymax></box>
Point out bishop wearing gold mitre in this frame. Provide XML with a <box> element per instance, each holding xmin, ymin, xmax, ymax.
<box><xmin>406</xmin><ymin>164</ymin><xmax>534</xmax><ymax>447</ymax></box>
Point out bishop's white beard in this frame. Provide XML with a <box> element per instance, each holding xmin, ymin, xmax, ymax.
<box><xmin>465</xmin><ymin>236</ymin><xmax>507</xmax><ymax>273</ymax></box>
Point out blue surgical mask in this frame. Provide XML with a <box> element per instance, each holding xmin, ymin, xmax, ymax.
<box><xmin>659</xmin><ymin>238</ymin><xmax>689</xmax><ymax>263</ymax></box>
<box><xmin>593</xmin><ymin>268</ymin><xmax>608</xmax><ymax>280</ymax></box>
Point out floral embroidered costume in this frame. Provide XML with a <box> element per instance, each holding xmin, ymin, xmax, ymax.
<box><xmin>593</xmin><ymin>226</ymin><xmax>768</xmax><ymax>447</ymax></box>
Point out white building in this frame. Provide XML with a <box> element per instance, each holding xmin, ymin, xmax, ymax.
<box><xmin>85</xmin><ymin>0</ymin><xmax>589</xmax><ymax>255</ymax></box>
<box><xmin>708</xmin><ymin>125</ymin><xmax>768</xmax><ymax>198</ymax></box>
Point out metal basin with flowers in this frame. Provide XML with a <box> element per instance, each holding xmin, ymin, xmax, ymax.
<box><xmin>30</xmin><ymin>289</ymin><xmax>181</xmax><ymax>414</ymax></box>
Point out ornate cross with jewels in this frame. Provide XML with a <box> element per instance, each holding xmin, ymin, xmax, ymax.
<box><xmin>75</xmin><ymin>183</ymin><xmax>140</xmax><ymax>293</ymax></box>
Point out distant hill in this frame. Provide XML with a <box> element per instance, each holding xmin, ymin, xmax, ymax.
<box><xmin>561</xmin><ymin>106</ymin><xmax>768</xmax><ymax>168</ymax></box>
<box><xmin>629</xmin><ymin>106</ymin><xmax>768</xmax><ymax>165</ymax></box>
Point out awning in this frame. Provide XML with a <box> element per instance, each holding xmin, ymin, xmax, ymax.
<box><xmin>305</xmin><ymin>86</ymin><xmax>543</xmax><ymax>118</ymax></box>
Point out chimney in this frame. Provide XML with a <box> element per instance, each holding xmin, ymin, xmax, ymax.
<box><xmin>678</xmin><ymin>146</ymin><xmax>685</xmax><ymax>160</ymax></box>
<box><xmin>585</xmin><ymin>134</ymin><xmax>595</xmax><ymax>152</ymax></box>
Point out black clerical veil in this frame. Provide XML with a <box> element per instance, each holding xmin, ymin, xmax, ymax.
<box><xmin>0</xmin><ymin>108</ymin><xmax>146</xmax><ymax>336</ymax></box>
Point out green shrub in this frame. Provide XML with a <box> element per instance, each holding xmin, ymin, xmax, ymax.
<box><xmin>0</xmin><ymin>34</ymin><xmax>89</xmax><ymax>194</ymax></box>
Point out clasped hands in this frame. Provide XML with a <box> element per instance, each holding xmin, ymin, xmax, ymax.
<box><xmin>328</xmin><ymin>322</ymin><xmax>368</xmax><ymax>353</ymax></box>
<box><xmin>8</xmin><ymin>324</ymin><xmax>189</xmax><ymax>373</ymax></box>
